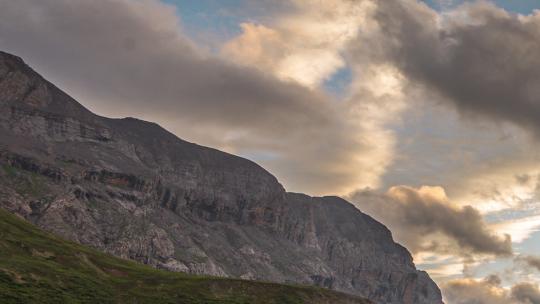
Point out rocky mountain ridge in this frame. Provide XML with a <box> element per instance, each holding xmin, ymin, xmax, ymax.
<box><xmin>0</xmin><ymin>51</ymin><xmax>443</xmax><ymax>304</ymax></box>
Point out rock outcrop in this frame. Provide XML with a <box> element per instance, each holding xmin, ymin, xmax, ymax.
<box><xmin>0</xmin><ymin>51</ymin><xmax>443</xmax><ymax>304</ymax></box>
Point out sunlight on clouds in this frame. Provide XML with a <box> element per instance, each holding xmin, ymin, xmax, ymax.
<box><xmin>442</xmin><ymin>277</ymin><xmax>509</xmax><ymax>304</ymax></box>
<box><xmin>415</xmin><ymin>252</ymin><xmax>465</xmax><ymax>281</ymax></box>
<box><xmin>491</xmin><ymin>215</ymin><xmax>540</xmax><ymax>244</ymax></box>
<box><xmin>221</xmin><ymin>0</ymin><xmax>540</xmax><ymax>299</ymax></box>
<box><xmin>223</xmin><ymin>21</ymin><xmax>345</xmax><ymax>87</ymax></box>
<box><xmin>426</xmin><ymin>262</ymin><xmax>465</xmax><ymax>280</ymax></box>
<box><xmin>222</xmin><ymin>0</ymin><xmax>408</xmax><ymax>193</ymax></box>
<box><xmin>446</xmin><ymin>158</ymin><xmax>540</xmax><ymax>214</ymax></box>
<box><xmin>222</xmin><ymin>2</ymin><xmax>540</xmax><ymax>291</ymax></box>
<box><xmin>391</xmin><ymin>185</ymin><xmax>449</xmax><ymax>206</ymax></box>
<box><xmin>352</xmin><ymin>184</ymin><xmax>512</xmax><ymax>259</ymax></box>
<box><xmin>345</xmin><ymin>64</ymin><xmax>407</xmax><ymax>191</ymax></box>
<box><xmin>415</xmin><ymin>251</ymin><xmax>457</xmax><ymax>266</ymax></box>
<box><xmin>363</xmin><ymin>68</ymin><xmax>404</xmax><ymax>99</ymax></box>
<box><xmin>223</xmin><ymin>0</ymin><xmax>375</xmax><ymax>88</ymax></box>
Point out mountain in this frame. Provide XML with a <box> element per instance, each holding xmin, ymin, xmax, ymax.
<box><xmin>0</xmin><ymin>207</ymin><xmax>371</xmax><ymax>304</ymax></box>
<box><xmin>0</xmin><ymin>50</ymin><xmax>443</xmax><ymax>304</ymax></box>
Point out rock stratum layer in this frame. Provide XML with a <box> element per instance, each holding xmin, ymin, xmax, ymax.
<box><xmin>0</xmin><ymin>51</ymin><xmax>442</xmax><ymax>304</ymax></box>
<box><xmin>0</xmin><ymin>207</ymin><xmax>371</xmax><ymax>304</ymax></box>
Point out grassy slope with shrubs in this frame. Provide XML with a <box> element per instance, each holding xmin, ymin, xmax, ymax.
<box><xmin>0</xmin><ymin>208</ymin><xmax>369</xmax><ymax>304</ymax></box>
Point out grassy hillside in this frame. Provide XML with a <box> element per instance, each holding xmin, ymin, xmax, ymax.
<box><xmin>0</xmin><ymin>208</ymin><xmax>369</xmax><ymax>304</ymax></box>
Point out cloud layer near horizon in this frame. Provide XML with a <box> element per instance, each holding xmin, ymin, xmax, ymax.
<box><xmin>443</xmin><ymin>275</ymin><xmax>540</xmax><ymax>304</ymax></box>
<box><xmin>350</xmin><ymin>186</ymin><xmax>512</xmax><ymax>257</ymax></box>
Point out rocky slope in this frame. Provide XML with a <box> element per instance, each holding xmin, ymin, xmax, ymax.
<box><xmin>0</xmin><ymin>51</ymin><xmax>443</xmax><ymax>304</ymax></box>
<box><xmin>0</xmin><ymin>208</ymin><xmax>371</xmax><ymax>304</ymax></box>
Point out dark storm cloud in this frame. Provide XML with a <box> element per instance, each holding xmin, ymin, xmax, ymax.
<box><xmin>350</xmin><ymin>0</ymin><xmax>540</xmax><ymax>134</ymax></box>
<box><xmin>351</xmin><ymin>186</ymin><xmax>512</xmax><ymax>256</ymax></box>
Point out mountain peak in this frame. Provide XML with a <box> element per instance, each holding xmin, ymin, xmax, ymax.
<box><xmin>0</xmin><ymin>50</ymin><xmax>94</xmax><ymax>120</ymax></box>
<box><xmin>0</xmin><ymin>50</ymin><xmax>443</xmax><ymax>304</ymax></box>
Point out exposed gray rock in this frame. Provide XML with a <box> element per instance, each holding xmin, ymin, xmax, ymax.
<box><xmin>0</xmin><ymin>50</ymin><xmax>443</xmax><ymax>304</ymax></box>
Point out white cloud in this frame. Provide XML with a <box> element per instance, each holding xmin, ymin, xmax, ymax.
<box><xmin>491</xmin><ymin>215</ymin><xmax>540</xmax><ymax>244</ymax></box>
<box><xmin>223</xmin><ymin>0</ymin><xmax>374</xmax><ymax>88</ymax></box>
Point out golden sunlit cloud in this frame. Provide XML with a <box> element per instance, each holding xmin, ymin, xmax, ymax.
<box><xmin>222</xmin><ymin>0</ymin><xmax>407</xmax><ymax>194</ymax></box>
<box><xmin>491</xmin><ymin>215</ymin><xmax>540</xmax><ymax>244</ymax></box>
<box><xmin>223</xmin><ymin>0</ymin><xmax>374</xmax><ymax>88</ymax></box>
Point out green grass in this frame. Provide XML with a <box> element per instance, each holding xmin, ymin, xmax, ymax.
<box><xmin>0</xmin><ymin>208</ymin><xmax>369</xmax><ymax>304</ymax></box>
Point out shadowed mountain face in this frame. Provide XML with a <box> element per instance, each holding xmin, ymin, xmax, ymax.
<box><xmin>0</xmin><ymin>51</ymin><xmax>443</xmax><ymax>304</ymax></box>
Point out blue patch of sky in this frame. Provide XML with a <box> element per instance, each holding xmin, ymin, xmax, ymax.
<box><xmin>483</xmin><ymin>198</ymin><xmax>540</xmax><ymax>222</ymax></box>
<box><xmin>467</xmin><ymin>258</ymin><xmax>515</xmax><ymax>286</ymax></box>
<box><xmin>163</xmin><ymin>0</ymin><xmax>243</xmax><ymax>31</ymax></box>
<box><xmin>162</xmin><ymin>0</ymin><xmax>248</xmax><ymax>50</ymax></box>
<box><xmin>517</xmin><ymin>230</ymin><xmax>540</xmax><ymax>255</ymax></box>
<box><xmin>468</xmin><ymin>230</ymin><xmax>540</xmax><ymax>286</ymax></box>
<box><xmin>422</xmin><ymin>0</ymin><xmax>539</xmax><ymax>14</ymax></box>
<box><xmin>167</xmin><ymin>0</ymin><xmax>540</xmax><ymax>49</ymax></box>
<box><xmin>323</xmin><ymin>67</ymin><xmax>353</xmax><ymax>98</ymax></box>
<box><xmin>493</xmin><ymin>0</ymin><xmax>539</xmax><ymax>14</ymax></box>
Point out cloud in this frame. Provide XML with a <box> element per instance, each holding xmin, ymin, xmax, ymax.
<box><xmin>222</xmin><ymin>0</ymin><xmax>373</xmax><ymax>88</ymax></box>
<box><xmin>435</xmin><ymin>0</ymin><xmax>456</xmax><ymax>10</ymax></box>
<box><xmin>0</xmin><ymin>0</ymin><xmax>382</xmax><ymax>195</ymax></box>
<box><xmin>517</xmin><ymin>255</ymin><xmax>540</xmax><ymax>272</ymax></box>
<box><xmin>225</xmin><ymin>1</ymin><xmax>408</xmax><ymax>195</ymax></box>
<box><xmin>415</xmin><ymin>255</ymin><xmax>465</xmax><ymax>279</ymax></box>
<box><xmin>224</xmin><ymin>0</ymin><xmax>410</xmax><ymax>193</ymax></box>
<box><xmin>351</xmin><ymin>185</ymin><xmax>512</xmax><ymax>257</ymax></box>
<box><xmin>442</xmin><ymin>275</ymin><xmax>540</xmax><ymax>304</ymax></box>
<box><xmin>377</xmin><ymin>93</ymin><xmax>540</xmax><ymax>216</ymax></box>
<box><xmin>443</xmin><ymin>275</ymin><xmax>540</xmax><ymax>304</ymax></box>
<box><xmin>512</xmin><ymin>283</ymin><xmax>540</xmax><ymax>304</ymax></box>
<box><xmin>0</xmin><ymin>0</ymin><xmax>335</xmax><ymax>131</ymax></box>
<box><xmin>349</xmin><ymin>0</ymin><xmax>540</xmax><ymax>136</ymax></box>
<box><xmin>446</xmin><ymin>160</ymin><xmax>540</xmax><ymax>214</ymax></box>
<box><xmin>491</xmin><ymin>215</ymin><xmax>540</xmax><ymax>244</ymax></box>
<box><xmin>442</xmin><ymin>276</ymin><xmax>510</xmax><ymax>304</ymax></box>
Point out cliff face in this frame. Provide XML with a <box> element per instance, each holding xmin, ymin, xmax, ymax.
<box><xmin>0</xmin><ymin>51</ymin><xmax>443</xmax><ymax>304</ymax></box>
<box><xmin>0</xmin><ymin>207</ymin><xmax>372</xmax><ymax>304</ymax></box>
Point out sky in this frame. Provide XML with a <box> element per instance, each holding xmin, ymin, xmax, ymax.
<box><xmin>1</xmin><ymin>0</ymin><xmax>540</xmax><ymax>302</ymax></box>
